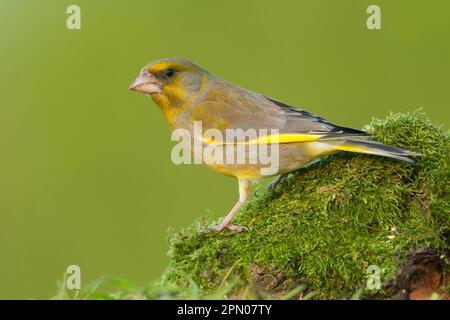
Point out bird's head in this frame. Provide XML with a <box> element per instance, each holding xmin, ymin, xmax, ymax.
<box><xmin>129</xmin><ymin>58</ymin><xmax>210</xmax><ymax>111</ymax></box>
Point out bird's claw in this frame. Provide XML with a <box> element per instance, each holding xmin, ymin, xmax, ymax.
<box><xmin>267</xmin><ymin>174</ymin><xmax>288</xmax><ymax>192</ymax></box>
<box><xmin>267</xmin><ymin>181</ymin><xmax>278</xmax><ymax>192</ymax></box>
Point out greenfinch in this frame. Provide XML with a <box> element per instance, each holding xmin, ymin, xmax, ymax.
<box><xmin>129</xmin><ymin>58</ymin><xmax>421</xmax><ymax>232</ymax></box>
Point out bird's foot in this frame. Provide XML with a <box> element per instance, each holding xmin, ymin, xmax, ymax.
<box><xmin>204</xmin><ymin>224</ymin><xmax>249</xmax><ymax>232</ymax></box>
<box><xmin>267</xmin><ymin>181</ymin><xmax>278</xmax><ymax>192</ymax></box>
<box><xmin>267</xmin><ymin>173</ymin><xmax>288</xmax><ymax>191</ymax></box>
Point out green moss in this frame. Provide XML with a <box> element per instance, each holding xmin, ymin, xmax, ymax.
<box><xmin>161</xmin><ymin>112</ymin><xmax>449</xmax><ymax>299</ymax></box>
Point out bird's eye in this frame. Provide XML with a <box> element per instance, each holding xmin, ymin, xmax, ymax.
<box><xmin>165</xmin><ymin>68</ymin><xmax>175</xmax><ymax>77</ymax></box>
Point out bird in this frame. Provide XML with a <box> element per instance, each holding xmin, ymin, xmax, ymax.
<box><xmin>129</xmin><ymin>58</ymin><xmax>421</xmax><ymax>232</ymax></box>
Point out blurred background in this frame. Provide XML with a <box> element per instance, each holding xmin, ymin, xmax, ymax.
<box><xmin>0</xmin><ymin>0</ymin><xmax>449</xmax><ymax>299</ymax></box>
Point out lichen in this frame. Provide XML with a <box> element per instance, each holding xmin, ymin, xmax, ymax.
<box><xmin>161</xmin><ymin>112</ymin><xmax>449</xmax><ymax>299</ymax></box>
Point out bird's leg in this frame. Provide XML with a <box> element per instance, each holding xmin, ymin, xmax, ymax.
<box><xmin>208</xmin><ymin>178</ymin><xmax>251</xmax><ymax>232</ymax></box>
<box><xmin>267</xmin><ymin>173</ymin><xmax>289</xmax><ymax>191</ymax></box>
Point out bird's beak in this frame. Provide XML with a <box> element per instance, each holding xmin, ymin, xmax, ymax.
<box><xmin>129</xmin><ymin>69</ymin><xmax>162</xmax><ymax>94</ymax></box>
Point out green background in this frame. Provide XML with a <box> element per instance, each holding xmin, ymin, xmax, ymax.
<box><xmin>0</xmin><ymin>0</ymin><xmax>449</xmax><ymax>299</ymax></box>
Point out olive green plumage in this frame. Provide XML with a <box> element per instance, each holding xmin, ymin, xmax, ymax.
<box><xmin>130</xmin><ymin>58</ymin><xmax>421</xmax><ymax>231</ymax></box>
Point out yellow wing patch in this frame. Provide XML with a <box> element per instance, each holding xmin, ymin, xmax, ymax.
<box><xmin>203</xmin><ymin>133</ymin><xmax>326</xmax><ymax>145</ymax></box>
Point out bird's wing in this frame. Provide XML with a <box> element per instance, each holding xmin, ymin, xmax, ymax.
<box><xmin>195</xmin><ymin>81</ymin><xmax>369</xmax><ymax>144</ymax></box>
<box><xmin>263</xmin><ymin>95</ymin><xmax>370</xmax><ymax>138</ymax></box>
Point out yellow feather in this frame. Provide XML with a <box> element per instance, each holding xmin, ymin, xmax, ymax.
<box><xmin>204</xmin><ymin>133</ymin><xmax>325</xmax><ymax>145</ymax></box>
<box><xmin>333</xmin><ymin>144</ymin><xmax>376</xmax><ymax>155</ymax></box>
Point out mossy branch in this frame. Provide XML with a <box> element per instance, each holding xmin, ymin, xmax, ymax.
<box><xmin>162</xmin><ymin>112</ymin><xmax>449</xmax><ymax>299</ymax></box>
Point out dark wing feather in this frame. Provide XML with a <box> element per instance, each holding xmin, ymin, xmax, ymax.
<box><xmin>264</xmin><ymin>96</ymin><xmax>370</xmax><ymax>138</ymax></box>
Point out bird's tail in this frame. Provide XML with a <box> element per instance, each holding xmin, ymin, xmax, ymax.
<box><xmin>334</xmin><ymin>139</ymin><xmax>422</xmax><ymax>162</ymax></box>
